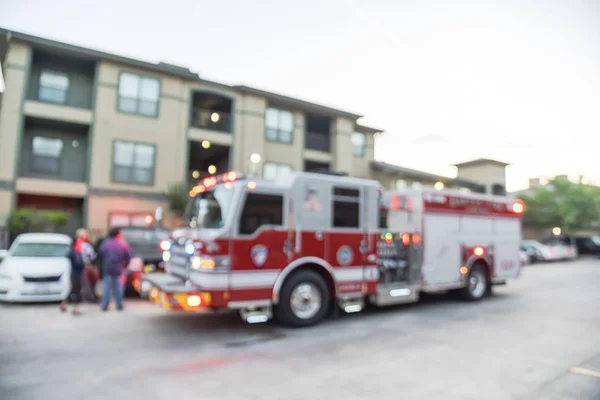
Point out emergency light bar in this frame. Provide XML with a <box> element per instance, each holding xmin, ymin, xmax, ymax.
<box><xmin>190</xmin><ymin>171</ymin><xmax>246</xmax><ymax>196</ymax></box>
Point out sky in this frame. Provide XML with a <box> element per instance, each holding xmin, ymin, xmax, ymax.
<box><xmin>1</xmin><ymin>0</ymin><xmax>599</xmax><ymax>191</ymax></box>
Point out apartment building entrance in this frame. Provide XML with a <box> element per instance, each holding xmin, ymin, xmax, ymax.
<box><xmin>188</xmin><ymin>140</ymin><xmax>230</xmax><ymax>182</ymax></box>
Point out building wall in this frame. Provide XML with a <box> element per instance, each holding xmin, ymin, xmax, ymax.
<box><xmin>331</xmin><ymin>117</ymin><xmax>354</xmax><ymax>174</ymax></box>
<box><xmin>0</xmin><ymin>190</ymin><xmax>11</xmax><ymax>225</ymax></box>
<box><xmin>0</xmin><ymin>41</ymin><xmax>30</xmax><ymax>183</ymax></box>
<box><xmin>352</xmin><ymin>131</ymin><xmax>376</xmax><ymax>178</ymax></box>
<box><xmin>89</xmin><ymin>61</ymin><xmax>189</xmax><ymax>193</ymax></box>
<box><xmin>235</xmin><ymin>94</ymin><xmax>267</xmax><ymax>174</ymax></box>
<box><xmin>456</xmin><ymin>164</ymin><xmax>506</xmax><ymax>194</ymax></box>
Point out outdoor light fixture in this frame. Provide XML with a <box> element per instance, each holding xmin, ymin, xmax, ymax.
<box><xmin>202</xmin><ymin>140</ymin><xmax>211</xmax><ymax>149</ymax></box>
<box><xmin>250</xmin><ymin>153</ymin><xmax>261</xmax><ymax>164</ymax></box>
<box><xmin>211</xmin><ymin>112</ymin><xmax>220</xmax><ymax>123</ymax></box>
<box><xmin>434</xmin><ymin>181</ymin><xmax>444</xmax><ymax>191</ymax></box>
<box><xmin>208</xmin><ymin>165</ymin><xmax>217</xmax><ymax>175</ymax></box>
<box><xmin>192</xmin><ymin>170</ymin><xmax>200</xmax><ymax>179</ymax></box>
<box><xmin>552</xmin><ymin>227</ymin><xmax>561</xmax><ymax>236</ymax></box>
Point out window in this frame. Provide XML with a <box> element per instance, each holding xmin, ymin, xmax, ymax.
<box><xmin>265</xmin><ymin>107</ymin><xmax>294</xmax><ymax>143</ymax></box>
<box><xmin>351</xmin><ymin>132</ymin><xmax>366</xmax><ymax>157</ymax></box>
<box><xmin>118</xmin><ymin>72</ymin><xmax>160</xmax><ymax>117</ymax></box>
<box><xmin>39</xmin><ymin>70</ymin><xmax>69</xmax><ymax>104</ymax></box>
<box><xmin>32</xmin><ymin>136</ymin><xmax>64</xmax><ymax>173</ymax></box>
<box><xmin>11</xmin><ymin>243</ymin><xmax>70</xmax><ymax>258</ymax></box>
<box><xmin>112</xmin><ymin>141</ymin><xmax>156</xmax><ymax>185</ymax></box>
<box><xmin>263</xmin><ymin>162</ymin><xmax>293</xmax><ymax>181</ymax></box>
<box><xmin>396</xmin><ymin>179</ymin><xmax>408</xmax><ymax>190</ymax></box>
<box><xmin>332</xmin><ymin>186</ymin><xmax>360</xmax><ymax>228</ymax></box>
<box><xmin>239</xmin><ymin>193</ymin><xmax>284</xmax><ymax>235</ymax></box>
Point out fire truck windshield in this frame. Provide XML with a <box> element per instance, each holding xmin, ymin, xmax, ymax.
<box><xmin>184</xmin><ymin>186</ymin><xmax>234</xmax><ymax>229</ymax></box>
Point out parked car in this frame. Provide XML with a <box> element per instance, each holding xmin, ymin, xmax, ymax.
<box><xmin>574</xmin><ymin>235</ymin><xmax>600</xmax><ymax>257</ymax></box>
<box><xmin>521</xmin><ymin>240</ymin><xmax>557</xmax><ymax>262</ymax></box>
<box><xmin>540</xmin><ymin>238</ymin><xmax>578</xmax><ymax>261</ymax></box>
<box><xmin>0</xmin><ymin>233</ymin><xmax>72</xmax><ymax>303</ymax></box>
<box><xmin>519</xmin><ymin>249</ymin><xmax>531</xmax><ymax>266</ymax></box>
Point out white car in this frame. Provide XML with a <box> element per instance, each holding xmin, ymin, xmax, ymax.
<box><xmin>0</xmin><ymin>233</ymin><xmax>72</xmax><ymax>303</ymax></box>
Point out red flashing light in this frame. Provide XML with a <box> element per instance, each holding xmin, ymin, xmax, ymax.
<box><xmin>473</xmin><ymin>246</ymin><xmax>485</xmax><ymax>256</ymax></box>
<box><xmin>401</xmin><ymin>233</ymin><xmax>410</xmax><ymax>246</ymax></box>
<box><xmin>203</xmin><ymin>176</ymin><xmax>218</xmax><ymax>188</ymax></box>
<box><xmin>223</xmin><ymin>171</ymin><xmax>237</xmax><ymax>183</ymax></box>
<box><xmin>512</xmin><ymin>200</ymin><xmax>525</xmax><ymax>214</ymax></box>
<box><xmin>391</xmin><ymin>194</ymin><xmax>400</xmax><ymax>211</ymax></box>
<box><xmin>412</xmin><ymin>234</ymin><xmax>421</xmax><ymax>244</ymax></box>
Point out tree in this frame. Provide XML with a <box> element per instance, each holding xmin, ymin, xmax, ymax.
<box><xmin>518</xmin><ymin>176</ymin><xmax>600</xmax><ymax>232</ymax></box>
<box><xmin>165</xmin><ymin>181</ymin><xmax>190</xmax><ymax>217</ymax></box>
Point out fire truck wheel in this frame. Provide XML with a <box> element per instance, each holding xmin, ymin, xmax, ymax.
<box><xmin>460</xmin><ymin>263</ymin><xmax>488</xmax><ymax>301</ymax></box>
<box><xmin>276</xmin><ymin>270</ymin><xmax>330</xmax><ymax>327</ymax></box>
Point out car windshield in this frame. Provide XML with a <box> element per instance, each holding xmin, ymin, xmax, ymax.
<box><xmin>121</xmin><ymin>229</ymin><xmax>169</xmax><ymax>245</ymax></box>
<box><xmin>11</xmin><ymin>243</ymin><xmax>70</xmax><ymax>257</ymax></box>
<box><xmin>524</xmin><ymin>241</ymin><xmax>544</xmax><ymax>249</ymax></box>
<box><xmin>590</xmin><ymin>236</ymin><xmax>600</xmax><ymax>246</ymax></box>
<box><xmin>184</xmin><ymin>185</ymin><xmax>235</xmax><ymax>229</ymax></box>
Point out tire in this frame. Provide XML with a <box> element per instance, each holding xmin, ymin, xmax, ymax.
<box><xmin>276</xmin><ymin>270</ymin><xmax>330</xmax><ymax>327</ymax></box>
<box><xmin>459</xmin><ymin>263</ymin><xmax>488</xmax><ymax>301</ymax></box>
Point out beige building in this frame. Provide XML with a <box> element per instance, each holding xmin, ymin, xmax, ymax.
<box><xmin>0</xmin><ymin>27</ymin><xmax>508</xmax><ymax>239</ymax></box>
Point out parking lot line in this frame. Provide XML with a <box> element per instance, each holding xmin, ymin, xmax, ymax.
<box><xmin>569</xmin><ymin>367</ymin><xmax>600</xmax><ymax>379</ymax></box>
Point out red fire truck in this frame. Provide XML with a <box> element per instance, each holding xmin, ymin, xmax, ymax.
<box><xmin>142</xmin><ymin>171</ymin><xmax>525</xmax><ymax>327</ymax></box>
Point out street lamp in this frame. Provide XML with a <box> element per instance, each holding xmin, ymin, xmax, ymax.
<box><xmin>552</xmin><ymin>227</ymin><xmax>561</xmax><ymax>236</ymax></box>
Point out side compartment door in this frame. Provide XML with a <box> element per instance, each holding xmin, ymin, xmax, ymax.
<box><xmin>422</xmin><ymin>214</ymin><xmax>461</xmax><ymax>286</ymax></box>
<box><xmin>290</xmin><ymin>178</ymin><xmax>329</xmax><ymax>261</ymax></box>
<box><xmin>492</xmin><ymin>219</ymin><xmax>521</xmax><ymax>279</ymax></box>
<box><xmin>325</xmin><ymin>185</ymin><xmax>366</xmax><ymax>295</ymax></box>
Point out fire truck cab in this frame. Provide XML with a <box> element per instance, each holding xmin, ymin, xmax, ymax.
<box><xmin>143</xmin><ymin>170</ymin><xmax>523</xmax><ymax>327</ymax></box>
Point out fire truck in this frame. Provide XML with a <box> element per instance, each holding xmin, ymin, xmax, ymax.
<box><xmin>142</xmin><ymin>170</ymin><xmax>525</xmax><ymax>327</ymax></box>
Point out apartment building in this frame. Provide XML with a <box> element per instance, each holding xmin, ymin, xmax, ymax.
<box><xmin>0</xmin><ymin>28</ymin><xmax>507</xmax><ymax>238</ymax></box>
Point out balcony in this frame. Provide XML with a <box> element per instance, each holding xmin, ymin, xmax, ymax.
<box><xmin>305</xmin><ymin>113</ymin><xmax>331</xmax><ymax>152</ymax></box>
<box><xmin>190</xmin><ymin>92</ymin><xmax>233</xmax><ymax>134</ymax></box>
<box><xmin>190</xmin><ymin>108</ymin><xmax>232</xmax><ymax>133</ymax></box>
<box><xmin>305</xmin><ymin>131</ymin><xmax>330</xmax><ymax>152</ymax></box>
<box><xmin>27</xmin><ymin>49</ymin><xmax>96</xmax><ymax>110</ymax></box>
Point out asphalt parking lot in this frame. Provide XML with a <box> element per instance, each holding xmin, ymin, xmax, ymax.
<box><xmin>1</xmin><ymin>259</ymin><xmax>599</xmax><ymax>400</ymax></box>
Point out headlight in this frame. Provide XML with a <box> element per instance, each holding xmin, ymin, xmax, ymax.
<box><xmin>128</xmin><ymin>257</ymin><xmax>144</xmax><ymax>272</ymax></box>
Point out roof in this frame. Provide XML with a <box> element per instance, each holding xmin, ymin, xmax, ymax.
<box><xmin>452</xmin><ymin>158</ymin><xmax>511</xmax><ymax>168</ymax></box>
<box><xmin>356</xmin><ymin>123</ymin><xmax>384</xmax><ymax>134</ymax></box>
<box><xmin>0</xmin><ymin>27</ymin><xmax>376</xmax><ymax>122</ymax></box>
<box><xmin>234</xmin><ymin>85</ymin><xmax>363</xmax><ymax>119</ymax></box>
<box><xmin>371</xmin><ymin>161</ymin><xmax>486</xmax><ymax>191</ymax></box>
<box><xmin>14</xmin><ymin>233</ymin><xmax>72</xmax><ymax>244</ymax></box>
<box><xmin>0</xmin><ymin>27</ymin><xmax>200</xmax><ymax>80</ymax></box>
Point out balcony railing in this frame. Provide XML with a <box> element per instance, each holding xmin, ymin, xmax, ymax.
<box><xmin>305</xmin><ymin>131</ymin><xmax>330</xmax><ymax>152</ymax></box>
<box><xmin>190</xmin><ymin>108</ymin><xmax>232</xmax><ymax>133</ymax></box>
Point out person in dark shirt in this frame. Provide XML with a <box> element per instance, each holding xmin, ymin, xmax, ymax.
<box><xmin>98</xmin><ymin>227</ymin><xmax>132</xmax><ymax>311</ymax></box>
<box><xmin>60</xmin><ymin>238</ymin><xmax>85</xmax><ymax>315</ymax></box>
